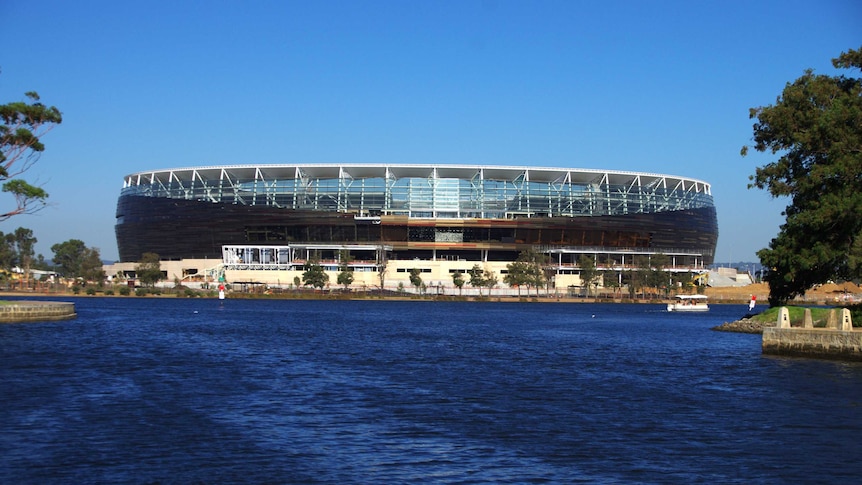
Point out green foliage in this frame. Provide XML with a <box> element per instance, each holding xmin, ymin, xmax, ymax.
<box><xmin>762</xmin><ymin>303</ymin><xmax>862</xmax><ymax>327</ymax></box>
<box><xmin>118</xmin><ymin>286</ymin><xmax>131</xmax><ymax>296</ymax></box>
<box><xmin>51</xmin><ymin>239</ymin><xmax>87</xmax><ymax>277</ymax></box>
<box><xmin>451</xmin><ymin>271</ymin><xmax>465</xmax><ymax>295</ymax></box>
<box><xmin>0</xmin><ymin>89</ymin><xmax>62</xmax><ymax>220</ymax></box>
<box><xmin>85</xmin><ymin>287</ymin><xmax>96</xmax><ymax>295</ymax></box>
<box><xmin>71</xmin><ymin>285</ymin><xmax>81</xmax><ymax>295</ymax></box>
<box><xmin>336</xmin><ymin>269</ymin><xmax>354</xmax><ymax>290</ymax></box>
<box><xmin>409</xmin><ymin>268</ymin><xmax>423</xmax><ymax>292</ymax></box>
<box><xmin>845</xmin><ymin>303</ymin><xmax>862</xmax><ymax>327</ymax></box>
<box><xmin>751</xmin><ymin>306</ymin><xmax>839</xmax><ymax>327</ymax></box>
<box><xmin>504</xmin><ymin>249</ymin><xmax>545</xmax><ymax>296</ymax></box>
<box><xmin>503</xmin><ymin>260</ymin><xmax>531</xmax><ymax>295</ymax></box>
<box><xmin>135</xmin><ymin>252</ymin><xmax>163</xmax><ymax>287</ymax></box>
<box><xmin>483</xmin><ymin>268</ymin><xmax>498</xmax><ymax>294</ymax></box>
<box><xmin>2</xmin><ymin>227</ymin><xmax>36</xmax><ymax>273</ymax></box>
<box><xmin>104</xmin><ymin>289</ymin><xmax>114</xmax><ymax>296</ymax></box>
<box><xmin>744</xmin><ymin>47</ymin><xmax>862</xmax><ymax>304</ymax></box>
<box><xmin>625</xmin><ymin>254</ymin><xmax>673</xmax><ymax>297</ymax></box>
<box><xmin>468</xmin><ymin>264</ymin><xmax>486</xmax><ymax>295</ymax></box>
<box><xmin>135</xmin><ymin>288</ymin><xmax>148</xmax><ymax>297</ymax></box>
<box><xmin>337</xmin><ymin>254</ymin><xmax>354</xmax><ymax>291</ymax></box>
<box><xmin>302</xmin><ymin>258</ymin><xmax>329</xmax><ymax>289</ymax></box>
<box><xmin>577</xmin><ymin>255</ymin><xmax>600</xmax><ymax>296</ymax></box>
<box><xmin>0</xmin><ymin>232</ymin><xmax>15</xmax><ymax>268</ymax></box>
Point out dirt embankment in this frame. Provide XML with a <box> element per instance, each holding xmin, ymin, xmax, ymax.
<box><xmin>705</xmin><ymin>282</ymin><xmax>862</xmax><ymax>303</ymax></box>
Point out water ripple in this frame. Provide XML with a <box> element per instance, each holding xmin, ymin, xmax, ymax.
<box><xmin>1</xmin><ymin>298</ymin><xmax>861</xmax><ymax>483</ymax></box>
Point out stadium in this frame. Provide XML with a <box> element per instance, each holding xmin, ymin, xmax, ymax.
<box><xmin>107</xmin><ymin>164</ymin><xmax>718</xmax><ymax>294</ymax></box>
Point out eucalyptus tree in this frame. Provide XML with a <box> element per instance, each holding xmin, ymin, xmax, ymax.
<box><xmin>7</xmin><ymin>227</ymin><xmax>36</xmax><ymax>283</ymax></box>
<box><xmin>51</xmin><ymin>239</ymin><xmax>87</xmax><ymax>277</ymax></box>
<box><xmin>0</xmin><ymin>89</ymin><xmax>63</xmax><ymax>221</ymax></box>
<box><xmin>80</xmin><ymin>247</ymin><xmax>106</xmax><ymax>284</ymax></box>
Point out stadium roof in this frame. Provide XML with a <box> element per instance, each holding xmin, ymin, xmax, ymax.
<box><xmin>123</xmin><ymin>163</ymin><xmax>711</xmax><ymax>195</ymax></box>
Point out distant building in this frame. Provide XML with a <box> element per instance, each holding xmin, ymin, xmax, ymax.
<box><xmin>106</xmin><ymin>164</ymin><xmax>717</xmax><ymax>293</ymax></box>
<box><xmin>707</xmin><ymin>268</ymin><xmax>755</xmax><ymax>287</ymax></box>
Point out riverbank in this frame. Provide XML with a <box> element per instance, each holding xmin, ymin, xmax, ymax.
<box><xmin>711</xmin><ymin>317</ymin><xmax>766</xmax><ymax>334</ymax></box>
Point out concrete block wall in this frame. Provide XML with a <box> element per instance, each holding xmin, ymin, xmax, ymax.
<box><xmin>0</xmin><ymin>301</ymin><xmax>77</xmax><ymax>323</ymax></box>
<box><xmin>763</xmin><ymin>308</ymin><xmax>860</xmax><ymax>361</ymax></box>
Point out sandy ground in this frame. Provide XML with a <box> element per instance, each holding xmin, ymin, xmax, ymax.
<box><xmin>705</xmin><ymin>282</ymin><xmax>862</xmax><ymax>303</ymax></box>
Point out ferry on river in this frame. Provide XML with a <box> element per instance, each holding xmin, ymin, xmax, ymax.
<box><xmin>666</xmin><ymin>294</ymin><xmax>709</xmax><ymax>312</ymax></box>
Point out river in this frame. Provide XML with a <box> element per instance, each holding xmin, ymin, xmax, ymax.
<box><xmin>1</xmin><ymin>297</ymin><xmax>860</xmax><ymax>483</ymax></box>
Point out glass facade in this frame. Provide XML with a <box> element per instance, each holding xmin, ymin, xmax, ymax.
<box><xmin>116</xmin><ymin>164</ymin><xmax>718</xmax><ymax>265</ymax></box>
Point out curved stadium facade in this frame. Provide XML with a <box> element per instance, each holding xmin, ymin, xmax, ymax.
<box><xmin>113</xmin><ymin>164</ymin><xmax>718</xmax><ymax>292</ymax></box>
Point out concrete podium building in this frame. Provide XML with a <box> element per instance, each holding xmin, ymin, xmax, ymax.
<box><xmin>107</xmin><ymin>164</ymin><xmax>717</xmax><ymax>294</ymax></box>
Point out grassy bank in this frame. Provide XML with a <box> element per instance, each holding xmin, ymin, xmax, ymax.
<box><xmin>749</xmin><ymin>305</ymin><xmax>861</xmax><ymax>328</ymax></box>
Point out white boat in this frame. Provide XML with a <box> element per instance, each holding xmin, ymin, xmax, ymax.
<box><xmin>667</xmin><ymin>294</ymin><xmax>709</xmax><ymax>312</ymax></box>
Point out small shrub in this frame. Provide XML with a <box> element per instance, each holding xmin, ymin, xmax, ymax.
<box><xmin>104</xmin><ymin>289</ymin><xmax>114</xmax><ymax>296</ymax></box>
<box><xmin>85</xmin><ymin>287</ymin><xmax>97</xmax><ymax>295</ymax></box>
<box><xmin>119</xmin><ymin>286</ymin><xmax>131</xmax><ymax>296</ymax></box>
<box><xmin>71</xmin><ymin>286</ymin><xmax>81</xmax><ymax>295</ymax></box>
<box><xmin>135</xmin><ymin>288</ymin><xmax>148</xmax><ymax>297</ymax></box>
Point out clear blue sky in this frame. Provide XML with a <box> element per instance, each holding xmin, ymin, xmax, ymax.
<box><xmin>1</xmin><ymin>0</ymin><xmax>859</xmax><ymax>263</ymax></box>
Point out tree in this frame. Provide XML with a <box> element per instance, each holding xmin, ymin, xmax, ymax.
<box><xmin>577</xmin><ymin>255</ymin><xmax>600</xmax><ymax>296</ymax></box>
<box><xmin>409</xmin><ymin>267</ymin><xmax>423</xmax><ymax>294</ymax></box>
<box><xmin>468</xmin><ymin>264</ymin><xmax>486</xmax><ymax>296</ymax></box>
<box><xmin>302</xmin><ymin>258</ymin><xmax>329</xmax><ymax>290</ymax></box>
<box><xmin>647</xmin><ymin>254</ymin><xmax>672</xmax><ymax>296</ymax></box>
<box><xmin>7</xmin><ymin>227</ymin><xmax>36</xmax><ymax>285</ymax></box>
<box><xmin>80</xmin><ymin>247</ymin><xmax>106</xmax><ymax>284</ymax></box>
<box><xmin>337</xmin><ymin>267</ymin><xmax>354</xmax><ymax>291</ymax></box>
<box><xmin>336</xmin><ymin>250</ymin><xmax>354</xmax><ymax>291</ymax></box>
<box><xmin>505</xmin><ymin>249</ymin><xmax>545</xmax><ymax>296</ymax></box>
<box><xmin>376</xmin><ymin>245</ymin><xmax>388</xmax><ymax>295</ymax></box>
<box><xmin>135</xmin><ymin>252</ymin><xmax>163</xmax><ymax>287</ymax></box>
<box><xmin>0</xmin><ymin>89</ymin><xmax>63</xmax><ymax>221</ymax></box>
<box><xmin>51</xmin><ymin>239</ymin><xmax>87</xmax><ymax>277</ymax></box>
<box><xmin>742</xmin><ymin>47</ymin><xmax>862</xmax><ymax>304</ymax></box>
<box><xmin>452</xmin><ymin>270</ymin><xmax>465</xmax><ymax>296</ymax></box>
<box><xmin>483</xmin><ymin>268</ymin><xmax>498</xmax><ymax>296</ymax></box>
<box><xmin>0</xmin><ymin>231</ymin><xmax>15</xmax><ymax>268</ymax></box>
<box><xmin>504</xmin><ymin>259</ymin><xmax>530</xmax><ymax>296</ymax></box>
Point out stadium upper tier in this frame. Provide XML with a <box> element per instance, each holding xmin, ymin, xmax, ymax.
<box><xmin>116</xmin><ymin>164</ymin><xmax>718</xmax><ymax>264</ymax></box>
<box><xmin>121</xmin><ymin>164</ymin><xmax>713</xmax><ymax>218</ymax></box>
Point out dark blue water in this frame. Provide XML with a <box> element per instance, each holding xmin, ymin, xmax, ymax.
<box><xmin>2</xmin><ymin>297</ymin><xmax>861</xmax><ymax>484</ymax></box>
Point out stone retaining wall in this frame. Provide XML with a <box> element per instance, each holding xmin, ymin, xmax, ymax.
<box><xmin>762</xmin><ymin>307</ymin><xmax>861</xmax><ymax>361</ymax></box>
<box><xmin>0</xmin><ymin>301</ymin><xmax>77</xmax><ymax>323</ymax></box>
